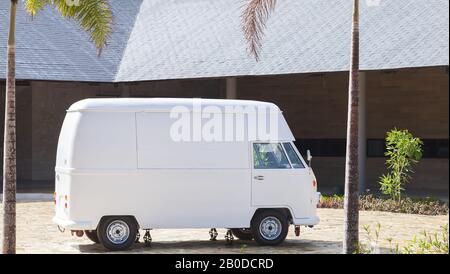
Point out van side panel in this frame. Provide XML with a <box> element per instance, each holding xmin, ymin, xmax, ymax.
<box><xmin>55</xmin><ymin>111</ymin><xmax>138</xmax><ymax>229</ymax></box>
<box><xmin>132</xmin><ymin>112</ymin><xmax>253</xmax><ymax>228</ymax></box>
<box><xmin>69</xmin><ymin>169</ymin><xmax>252</xmax><ymax>229</ymax></box>
<box><xmin>55</xmin><ymin>112</ymin><xmax>80</xmax><ymax>223</ymax></box>
<box><xmin>136</xmin><ymin>112</ymin><xmax>250</xmax><ymax>169</ymax></box>
<box><xmin>71</xmin><ymin>112</ymin><xmax>137</xmax><ymax>169</ymax></box>
<box><xmin>56</xmin><ymin>112</ymin><xmax>80</xmax><ymax>169</ymax></box>
<box><xmin>62</xmin><ymin>111</ymin><xmax>253</xmax><ymax>229</ymax></box>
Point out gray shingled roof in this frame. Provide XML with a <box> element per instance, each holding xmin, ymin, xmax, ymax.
<box><xmin>1</xmin><ymin>0</ymin><xmax>449</xmax><ymax>82</ymax></box>
<box><xmin>0</xmin><ymin>0</ymin><xmax>141</xmax><ymax>82</ymax></box>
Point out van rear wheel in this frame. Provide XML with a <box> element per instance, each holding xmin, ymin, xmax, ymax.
<box><xmin>231</xmin><ymin>228</ymin><xmax>253</xmax><ymax>241</ymax></box>
<box><xmin>251</xmin><ymin>210</ymin><xmax>288</xmax><ymax>246</ymax></box>
<box><xmin>97</xmin><ymin>216</ymin><xmax>137</xmax><ymax>251</ymax></box>
<box><xmin>84</xmin><ymin>230</ymin><xmax>100</xmax><ymax>244</ymax></box>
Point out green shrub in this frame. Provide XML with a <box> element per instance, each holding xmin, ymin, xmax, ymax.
<box><xmin>379</xmin><ymin>129</ymin><xmax>423</xmax><ymax>201</ymax></box>
<box><xmin>318</xmin><ymin>194</ymin><xmax>449</xmax><ymax>216</ymax></box>
<box><xmin>360</xmin><ymin>195</ymin><xmax>449</xmax><ymax>215</ymax></box>
<box><xmin>317</xmin><ymin>195</ymin><xmax>344</xmax><ymax>209</ymax></box>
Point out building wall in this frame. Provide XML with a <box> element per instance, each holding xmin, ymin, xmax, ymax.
<box><xmin>30</xmin><ymin>81</ymin><xmax>118</xmax><ymax>180</ymax></box>
<box><xmin>367</xmin><ymin>67</ymin><xmax>448</xmax><ymax>139</ymax></box>
<box><xmin>366</xmin><ymin>68</ymin><xmax>449</xmax><ymax>192</ymax></box>
<box><xmin>238</xmin><ymin>72</ymin><xmax>349</xmax><ymax>138</ymax></box>
<box><xmin>0</xmin><ymin>81</ymin><xmax>32</xmax><ymax>181</ymax></box>
<box><xmin>237</xmin><ymin>67</ymin><xmax>449</xmax><ymax>192</ymax></box>
<box><xmin>28</xmin><ymin>79</ymin><xmax>223</xmax><ymax>181</ymax></box>
<box><xmin>1</xmin><ymin>67</ymin><xmax>448</xmax><ymax>194</ymax></box>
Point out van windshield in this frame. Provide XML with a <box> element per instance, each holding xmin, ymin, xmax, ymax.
<box><xmin>283</xmin><ymin>143</ymin><xmax>305</xmax><ymax>169</ymax></box>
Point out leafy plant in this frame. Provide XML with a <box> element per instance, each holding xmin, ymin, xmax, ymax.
<box><xmin>400</xmin><ymin>225</ymin><xmax>449</xmax><ymax>254</ymax></box>
<box><xmin>240</xmin><ymin>244</ymin><xmax>248</xmax><ymax>253</ymax></box>
<box><xmin>356</xmin><ymin>223</ymin><xmax>382</xmax><ymax>254</ymax></box>
<box><xmin>379</xmin><ymin>129</ymin><xmax>423</xmax><ymax>201</ymax></box>
<box><xmin>358</xmin><ymin>224</ymin><xmax>449</xmax><ymax>254</ymax></box>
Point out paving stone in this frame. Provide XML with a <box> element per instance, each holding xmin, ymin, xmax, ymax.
<box><xmin>0</xmin><ymin>202</ymin><xmax>447</xmax><ymax>254</ymax></box>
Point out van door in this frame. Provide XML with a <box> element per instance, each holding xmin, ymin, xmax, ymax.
<box><xmin>251</xmin><ymin>142</ymin><xmax>313</xmax><ymax>218</ymax></box>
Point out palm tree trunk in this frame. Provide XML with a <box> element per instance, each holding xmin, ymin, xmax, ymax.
<box><xmin>343</xmin><ymin>0</ymin><xmax>360</xmax><ymax>254</ymax></box>
<box><xmin>2</xmin><ymin>0</ymin><xmax>18</xmax><ymax>254</ymax></box>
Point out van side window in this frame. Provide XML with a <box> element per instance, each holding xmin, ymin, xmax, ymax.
<box><xmin>283</xmin><ymin>142</ymin><xmax>305</xmax><ymax>169</ymax></box>
<box><xmin>253</xmin><ymin>143</ymin><xmax>291</xmax><ymax>169</ymax></box>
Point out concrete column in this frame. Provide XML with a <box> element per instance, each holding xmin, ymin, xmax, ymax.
<box><xmin>226</xmin><ymin>77</ymin><xmax>237</xmax><ymax>99</ymax></box>
<box><xmin>358</xmin><ymin>72</ymin><xmax>367</xmax><ymax>193</ymax></box>
<box><xmin>121</xmin><ymin>84</ymin><xmax>130</xmax><ymax>97</ymax></box>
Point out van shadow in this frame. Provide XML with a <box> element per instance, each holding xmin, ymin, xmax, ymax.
<box><xmin>76</xmin><ymin>239</ymin><xmax>343</xmax><ymax>254</ymax></box>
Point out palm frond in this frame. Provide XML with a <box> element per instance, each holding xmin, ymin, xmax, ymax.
<box><xmin>24</xmin><ymin>0</ymin><xmax>49</xmax><ymax>17</ymax></box>
<box><xmin>241</xmin><ymin>0</ymin><xmax>277</xmax><ymax>61</ymax></box>
<box><xmin>24</xmin><ymin>0</ymin><xmax>113</xmax><ymax>53</ymax></box>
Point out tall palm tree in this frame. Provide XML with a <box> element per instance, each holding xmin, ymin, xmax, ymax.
<box><xmin>2</xmin><ymin>0</ymin><xmax>112</xmax><ymax>254</ymax></box>
<box><xmin>242</xmin><ymin>0</ymin><xmax>360</xmax><ymax>253</ymax></box>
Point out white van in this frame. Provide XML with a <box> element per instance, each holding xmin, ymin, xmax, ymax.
<box><xmin>53</xmin><ymin>98</ymin><xmax>320</xmax><ymax>251</ymax></box>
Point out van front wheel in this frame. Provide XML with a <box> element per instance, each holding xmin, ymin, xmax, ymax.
<box><xmin>97</xmin><ymin>216</ymin><xmax>138</xmax><ymax>251</ymax></box>
<box><xmin>251</xmin><ymin>210</ymin><xmax>288</xmax><ymax>246</ymax></box>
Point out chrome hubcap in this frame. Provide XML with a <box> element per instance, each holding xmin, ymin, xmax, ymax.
<box><xmin>106</xmin><ymin>220</ymin><xmax>130</xmax><ymax>245</ymax></box>
<box><xmin>259</xmin><ymin>216</ymin><xmax>282</xmax><ymax>241</ymax></box>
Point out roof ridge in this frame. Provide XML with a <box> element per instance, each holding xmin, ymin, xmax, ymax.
<box><xmin>1</xmin><ymin>0</ymin><xmax>448</xmax><ymax>82</ymax></box>
<box><xmin>112</xmin><ymin>0</ymin><xmax>144</xmax><ymax>83</ymax></box>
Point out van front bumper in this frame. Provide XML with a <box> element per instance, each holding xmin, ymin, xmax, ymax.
<box><xmin>52</xmin><ymin>216</ymin><xmax>94</xmax><ymax>230</ymax></box>
<box><xmin>316</xmin><ymin>192</ymin><xmax>322</xmax><ymax>205</ymax></box>
<box><xmin>293</xmin><ymin>216</ymin><xmax>320</xmax><ymax>226</ymax></box>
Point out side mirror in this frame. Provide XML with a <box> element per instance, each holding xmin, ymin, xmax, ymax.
<box><xmin>307</xmin><ymin>150</ymin><xmax>312</xmax><ymax>166</ymax></box>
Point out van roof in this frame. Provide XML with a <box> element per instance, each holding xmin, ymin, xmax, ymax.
<box><xmin>68</xmin><ymin>98</ymin><xmax>281</xmax><ymax>113</ymax></box>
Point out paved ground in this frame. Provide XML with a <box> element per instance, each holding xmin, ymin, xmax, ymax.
<box><xmin>0</xmin><ymin>202</ymin><xmax>448</xmax><ymax>254</ymax></box>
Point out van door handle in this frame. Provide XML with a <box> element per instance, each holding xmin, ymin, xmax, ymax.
<box><xmin>254</xmin><ymin>175</ymin><xmax>265</xmax><ymax>181</ymax></box>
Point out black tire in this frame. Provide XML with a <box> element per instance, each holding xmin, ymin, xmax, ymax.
<box><xmin>97</xmin><ymin>216</ymin><xmax>138</xmax><ymax>251</ymax></box>
<box><xmin>84</xmin><ymin>230</ymin><xmax>100</xmax><ymax>244</ymax></box>
<box><xmin>231</xmin><ymin>228</ymin><xmax>253</xmax><ymax>241</ymax></box>
<box><xmin>251</xmin><ymin>210</ymin><xmax>289</xmax><ymax>246</ymax></box>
